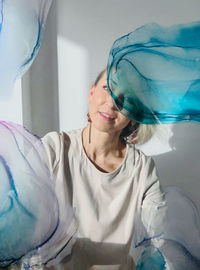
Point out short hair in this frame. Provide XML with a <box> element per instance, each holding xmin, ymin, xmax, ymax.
<box><xmin>134</xmin><ymin>124</ymin><xmax>157</xmax><ymax>145</ymax></box>
<box><xmin>94</xmin><ymin>68</ymin><xmax>107</xmax><ymax>86</ymax></box>
<box><xmin>94</xmin><ymin>68</ymin><xmax>157</xmax><ymax>145</ymax></box>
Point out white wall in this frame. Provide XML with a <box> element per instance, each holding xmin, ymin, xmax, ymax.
<box><xmin>24</xmin><ymin>0</ymin><xmax>200</xmax><ymax>211</ymax></box>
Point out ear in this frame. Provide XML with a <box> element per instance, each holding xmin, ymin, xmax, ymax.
<box><xmin>88</xmin><ymin>83</ymin><xmax>95</xmax><ymax>102</ymax></box>
<box><xmin>131</xmin><ymin>120</ymin><xmax>136</xmax><ymax>126</ymax></box>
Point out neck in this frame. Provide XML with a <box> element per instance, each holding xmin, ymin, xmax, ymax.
<box><xmin>82</xmin><ymin>124</ymin><xmax>125</xmax><ymax>161</ymax></box>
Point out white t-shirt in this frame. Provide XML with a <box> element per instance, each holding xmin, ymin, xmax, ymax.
<box><xmin>43</xmin><ymin>129</ymin><xmax>165</xmax><ymax>270</ymax></box>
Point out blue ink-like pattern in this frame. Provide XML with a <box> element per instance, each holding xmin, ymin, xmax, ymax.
<box><xmin>0</xmin><ymin>0</ymin><xmax>52</xmax><ymax>96</ymax></box>
<box><xmin>107</xmin><ymin>21</ymin><xmax>200</xmax><ymax>124</ymax></box>
<box><xmin>134</xmin><ymin>187</ymin><xmax>200</xmax><ymax>269</ymax></box>
<box><xmin>0</xmin><ymin>0</ymin><xmax>4</xmax><ymax>33</ymax></box>
<box><xmin>0</xmin><ymin>122</ymin><xmax>76</xmax><ymax>268</ymax></box>
<box><xmin>136</xmin><ymin>246</ymin><xmax>166</xmax><ymax>270</ymax></box>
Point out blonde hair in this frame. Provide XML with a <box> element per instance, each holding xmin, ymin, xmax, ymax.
<box><xmin>94</xmin><ymin>68</ymin><xmax>157</xmax><ymax>145</ymax></box>
<box><xmin>134</xmin><ymin>124</ymin><xmax>157</xmax><ymax>145</ymax></box>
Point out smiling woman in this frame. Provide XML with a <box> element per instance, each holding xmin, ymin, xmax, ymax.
<box><xmin>42</xmin><ymin>59</ymin><xmax>200</xmax><ymax>269</ymax></box>
<box><xmin>89</xmin><ymin>69</ymin><xmax>157</xmax><ymax>146</ymax></box>
<box><xmin>42</xmin><ymin>68</ymin><xmax>164</xmax><ymax>270</ymax></box>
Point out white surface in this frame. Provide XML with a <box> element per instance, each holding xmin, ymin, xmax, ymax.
<box><xmin>57</xmin><ymin>37</ymin><xmax>89</xmax><ymax>131</ymax></box>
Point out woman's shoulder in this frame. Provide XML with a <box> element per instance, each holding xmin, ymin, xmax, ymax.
<box><xmin>43</xmin><ymin>128</ymin><xmax>82</xmax><ymax>146</ymax></box>
<box><xmin>42</xmin><ymin>130</ymin><xmax>61</xmax><ymax>145</ymax></box>
<box><xmin>42</xmin><ymin>129</ymin><xmax>82</xmax><ymax>171</ymax></box>
<box><xmin>134</xmin><ymin>147</ymin><xmax>161</xmax><ymax>196</ymax></box>
<box><xmin>127</xmin><ymin>144</ymin><xmax>154</xmax><ymax>167</ymax></box>
<box><xmin>42</xmin><ymin>128</ymin><xmax>83</xmax><ymax>158</ymax></box>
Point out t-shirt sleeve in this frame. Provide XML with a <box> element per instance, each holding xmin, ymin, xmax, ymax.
<box><xmin>141</xmin><ymin>156</ymin><xmax>166</xmax><ymax>240</ymax></box>
<box><xmin>42</xmin><ymin>132</ymin><xmax>62</xmax><ymax>175</ymax></box>
<box><xmin>133</xmin><ymin>153</ymin><xmax>166</xmax><ymax>247</ymax></box>
<box><xmin>142</xmin><ymin>156</ymin><xmax>165</xmax><ymax>206</ymax></box>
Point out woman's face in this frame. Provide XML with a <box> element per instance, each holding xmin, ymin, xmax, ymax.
<box><xmin>88</xmin><ymin>72</ymin><xmax>135</xmax><ymax>134</ymax></box>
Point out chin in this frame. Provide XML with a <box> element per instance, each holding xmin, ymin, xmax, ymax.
<box><xmin>92</xmin><ymin>123</ymin><xmax>120</xmax><ymax>135</ymax></box>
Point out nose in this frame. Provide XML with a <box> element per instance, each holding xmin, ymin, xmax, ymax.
<box><xmin>105</xmin><ymin>92</ymin><xmax>117</xmax><ymax>110</ymax></box>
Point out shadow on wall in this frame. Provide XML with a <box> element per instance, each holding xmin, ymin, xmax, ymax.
<box><xmin>152</xmin><ymin>122</ymin><xmax>200</xmax><ymax>212</ymax></box>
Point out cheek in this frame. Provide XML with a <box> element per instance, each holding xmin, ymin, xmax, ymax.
<box><xmin>90</xmin><ymin>92</ymin><xmax>105</xmax><ymax>109</ymax></box>
<box><xmin>118</xmin><ymin>116</ymin><xmax>130</xmax><ymax>128</ymax></box>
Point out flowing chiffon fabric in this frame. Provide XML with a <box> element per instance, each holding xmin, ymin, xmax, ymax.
<box><xmin>0</xmin><ymin>122</ymin><xmax>76</xmax><ymax>268</ymax></box>
<box><xmin>0</xmin><ymin>0</ymin><xmax>52</xmax><ymax>96</ymax></box>
<box><xmin>134</xmin><ymin>187</ymin><xmax>200</xmax><ymax>269</ymax></box>
<box><xmin>107</xmin><ymin>21</ymin><xmax>200</xmax><ymax>124</ymax></box>
<box><xmin>0</xmin><ymin>1</ymin><xmax>76</xmax><ymax>267</ymax></box>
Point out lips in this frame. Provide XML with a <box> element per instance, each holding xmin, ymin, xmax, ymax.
<box><xmin>99</xmin><ymin>112</ymin><xmax>115</xmax><ymax>121</ymax></box>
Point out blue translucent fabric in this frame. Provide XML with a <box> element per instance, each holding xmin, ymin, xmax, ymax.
<box><xmin>0</xmin><ymin>122</ymin><xmax>76</xmax><ymax>268</ymax></box>
<box><xmin>107</xmin><ymin>21</ymin><xmax>200</xmax><ymax>124</ymax></box>
<box><xmin>134</xmin><ymin>187</ymin><xmax>200</xmax><ymax>269</ymax></box>
<box><xmin>0</xmin><ymin>1</ymin><xmax>77</xmax><ymax>268</ymax></box>
<box><xmin>136</xmin><ymin>246</ymin><xmax>166</xmax><ymax>270</ymax></box>
<box><xmin>0</xmin><ymin>0</ymin><xmax>52</xmax><ymax>96</ymax></box>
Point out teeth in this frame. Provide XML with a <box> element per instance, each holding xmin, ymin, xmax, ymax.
<box><xmin>102</xmin><ymin>113</ymin><xmax>113</xmax><ymax>119</ymax></box>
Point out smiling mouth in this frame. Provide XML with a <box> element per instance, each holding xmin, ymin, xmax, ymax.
<box><xmin>99</xmin><ymin>112</ymin><xmax>115</xmax><ymax>121</ymax></box>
